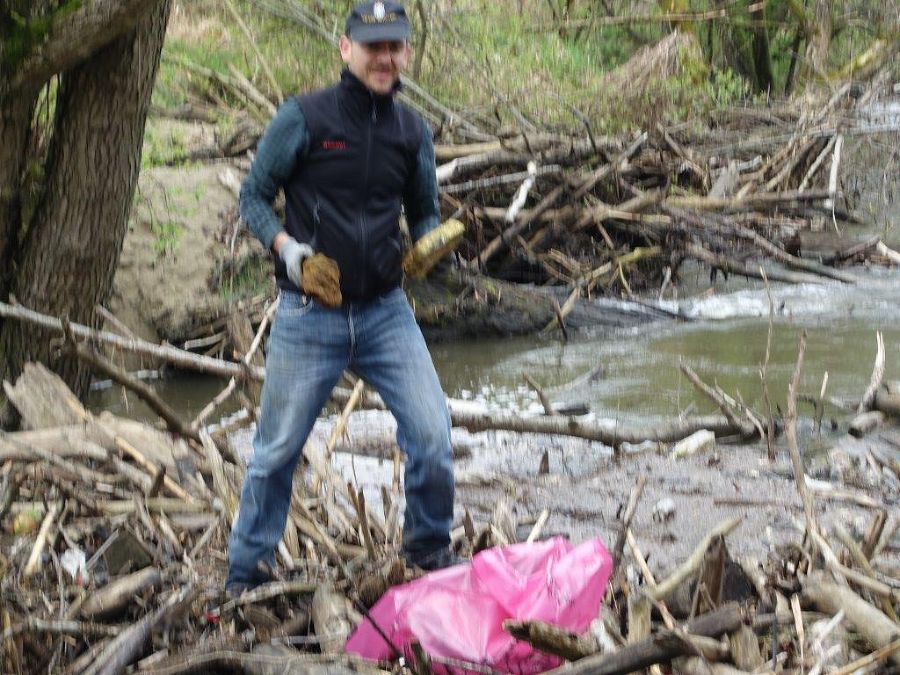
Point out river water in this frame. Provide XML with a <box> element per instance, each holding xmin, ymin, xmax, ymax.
<box><xmin>431</xmin><ymin>263</ymin><xmax>900</xmax><ymax>423</ymax></box>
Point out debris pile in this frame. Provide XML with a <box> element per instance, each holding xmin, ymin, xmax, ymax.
<box><xmin>0</xmin><ymin>351</ymin><xmax>897</xmax><ymax>674</ymax></box>
<box><xmin>433</xmin><ymin>79</ymin><xmax>899</xmax><ymax>305</ymax></box>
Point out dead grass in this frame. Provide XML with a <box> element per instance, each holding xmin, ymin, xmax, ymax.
<box><xmin>167</xmin><ymin>1</ymin><xmax>230</xmax><ymax>45</ymax></box>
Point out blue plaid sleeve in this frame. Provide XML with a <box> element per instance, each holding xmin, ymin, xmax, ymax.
<box><xmin>240</xmin><ymin>98</ymin><xmax>309</xmax><ymax>251</ymax></box>
<box><xmin>403</xmin><ymin>123</ymin><xmax>441</xmax><ymax>242</ymax></box>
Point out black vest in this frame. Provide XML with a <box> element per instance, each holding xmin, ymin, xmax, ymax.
<box><xmin>278</xmin><ymin>69</ymin><xmax>423</xmax><ymax>302</ymax></box>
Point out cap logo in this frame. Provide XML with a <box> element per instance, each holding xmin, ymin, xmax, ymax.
<box><xmin>360</xmin><ymin>2</ymin><xmax>398</xmax><ymax>24</ymax></box>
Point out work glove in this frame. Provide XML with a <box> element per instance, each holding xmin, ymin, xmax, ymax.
<box><xmin>301</xmin><ymin>253</ymin><xmax>342</xmax><ymax>308</ymax></box>
<box><xmin>279</xmin><ymin>237</ymin><xmax>343</xmax><ymax>308</ymax></box>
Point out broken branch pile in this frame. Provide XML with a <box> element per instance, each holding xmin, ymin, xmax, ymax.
<box><xmin>1</xmin><ymin>352</ymin><xmax>898</xmax><ymax>673</ymax></box>
<box><xmin>437</xmin><ymin>79</ymin><xmax>899</xmax><ymax>296</ymax></box>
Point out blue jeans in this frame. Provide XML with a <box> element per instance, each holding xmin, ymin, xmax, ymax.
<box><xmin>227</xmin><ymin>288</ymin><xmax>454</xmax><ymax>586</ymax></box>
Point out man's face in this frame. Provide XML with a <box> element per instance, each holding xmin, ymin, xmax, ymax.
<box><xmin>340</xmin><ymin>36</ymin><xmax>411</xmax><ymax>95</ymax></box>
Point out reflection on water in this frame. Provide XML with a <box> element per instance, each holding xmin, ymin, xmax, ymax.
<box><xmin>88</xmin><ymin>372</ymin><xmax>239</xmax><ymax>423</ymax></box>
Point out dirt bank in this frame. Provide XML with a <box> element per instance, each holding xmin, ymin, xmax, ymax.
<box><xmin>109</xmin><ymin>141</ymin><xmax>269</xmax><ymax>343</ymax></box>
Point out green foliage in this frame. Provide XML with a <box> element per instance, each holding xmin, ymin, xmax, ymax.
<box><xmin>706</xmin><ymin>66</ymin><xmax>752</xmax><ymax>107</ymax></box>
<box><xmin>218</xmin><ymin>256</ymin><xmax>272</xmax><ymax>300</ymax></box>
<box><xmin>1</xmin><ymin>1</ymin><xmax>82</xmax><ymax>71</ymax></box>
<box><xmin>141</xmin><ymin>125</ymin><xmax>186</xmax><ymax>169</ymax></box>
<box><xmin>151</xmin><ymin>220</ymin><xmax>183</xmax><ymax>256</ymax></box>
<box><xmin>154</xmin><ymin>0</ymin><xmax>335</xmax><ymax>110</ymax></box>
<box><xmin>154</xmin><ymin>0</ymin><xmax>890</xmax><ymax>133</ymax></box>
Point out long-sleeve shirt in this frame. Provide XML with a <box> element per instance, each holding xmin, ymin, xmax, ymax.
<box><xmin>240</xmin><ymin>96</ymin><xmax>441</xmax><ymax>254</ymax></box>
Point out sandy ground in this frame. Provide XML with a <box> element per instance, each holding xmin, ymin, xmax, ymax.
<box><xmin>227</xmin><ymin>406</ymin><xmax>899</xmax><ymax>582</ymax></box>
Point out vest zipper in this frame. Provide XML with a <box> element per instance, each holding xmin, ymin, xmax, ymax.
<box><xmin>358</xmin><ymin>97</ymin><xmax>377</xmax><ymax>299</ymax></box>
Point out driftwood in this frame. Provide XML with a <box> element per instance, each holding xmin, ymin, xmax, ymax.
<box><xmin>803</xmin><ymin>571</ymin><xmax>900</xmax><ymax>666</ymax></box>
<box><xmin>79</xmin><ymin>566</ymin><xmax>162</xmax><ymax>619</ymax></box>
<box><xmin>858</xmin><ymin>331</ymin><xmax>885</xmax><ymax>413</ymax></box>
<box><xmin>84</xmin><ymin>585</ymin><xmax>195</xmax><ymax>675</ymax></box>
<box><xmin>69</xmin><ymin>341</ymin><xmax>201</xmax><ymax>444</ymax></box>
<box><xmin>728</xmin><ymin>625</ymin><xmax>764</xmax><ymax>671</ymax></box>
<box><xmin>0</xmin><ymin>301</ymin><xmax>260</xmax><ymax>381</ymax></box>
<box><xmin>646</xmin><ymin>518</ymin><xmax>742</xmax><ymax>602</ymax></box>
<box><xmin>543</xmin><ymin>604</ymin><xmax>747</xmax><ymax>675</ymax></box>
<box><xmin>311</xmin><ymin>584</ymin><xmax>353</xmax><ymax>656</ymax></box>
<box><xmin>609</xmin><ymin>475</ymin><xmax>647</xmax><ymax>576</ymax></box>
<box><xmin>503</xmin><ymin>619</ymin><xmax>598</xmax><ymax>661</ymax></box>
<box><xmin>874</xmin><ymin>382</ymin><xmax>900</xmax><ymax>417</ymax></box>
<box><xmin>450</xmin><ymin>402</ymin><xmax>738</xmax><ymax>445</ymax></box>
<box><xmin>848</xmin><ymin>410</ymin><xmax>885</xmax><ymax>437</ymax></box>
<box><xmin>139</xmin><ymin>647</ymin><xmax>387</xmax><ymax>675</ymax></box>
<box><xmin>3</xmin><ymin>361</ymin><xmax>86</xmax><ymax>429</ymax></box>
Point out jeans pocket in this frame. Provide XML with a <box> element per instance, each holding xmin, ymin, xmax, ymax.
<box><xmin>278</xmin><ymin>291</ymin><xmax>315</xmax><ymax>318</ymax></box>
<box><xmin>376</xmin><ymin>287</ymin><xmax>407</xmax><ymax>306</ymax></box>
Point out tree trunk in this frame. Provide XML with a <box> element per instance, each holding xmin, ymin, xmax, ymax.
<box><xmin>748</xmin><ymin>2</ymin><xmax>774</xmax><ymax>94</ymax></box>
<box><xmin>0</xmin><ymin>0</ymin><xmax>171</xmax><ymax>404</ymax></box>
<box><xmin>0</xmin><ymin>0</ymin><xmax>49</xmax><ymax>300</ymax></box>
<box><xmin>0</xmin><ymin>91</ymin><xmax>37</xmax><ymax>301</ymax></box>
<box><xmin>800</xmin><ymin>0</ymin><xmax>832</xmax><ymax>85</ymax></box>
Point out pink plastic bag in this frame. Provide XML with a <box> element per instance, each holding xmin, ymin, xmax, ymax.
<box><xmin>345</xmin><ymin>537</ymin><xmax>612</xmax><ymax>673</ymax></box>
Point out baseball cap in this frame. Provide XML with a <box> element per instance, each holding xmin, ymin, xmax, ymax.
<box><xmin>345</xmin><ymin>1</ymin><xmax>411</xmax><ymax>43</ymax></box>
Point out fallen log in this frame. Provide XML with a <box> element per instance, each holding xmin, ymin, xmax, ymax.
<box><xmin>0</xmin><ymin>619</ymin><xmax>120</xmax><ymax>645</ymax></box>
<box><xmin>447</xmin><ymin>400</ymin><xmax>740</xmax><ymax>445</ymax></box>
<box><xmin>311</xmin><ymin>584</ymin><xmax>352</xmax><ymax>656</ymax></box>
<box><xmin>545</xmin><ymin>603</ymin><xmax>746</xmax><ymax>675</ymax></box>
<box><xmin>802</xmin><ymin>571</ymin><xmax>900</xmax><ymax>666</ymax></box>
<box><xmin>80</xmin><ymin>567</ymin><xmax>163</xmax><ymax>620</ymax></box>
<box><xmin>69</xmin><ymin>341</ymin><xmax>201</xmax><ymax>444</ymax></box>
<box><xmin>665</xmin><ymin>189</ymin><xmax>832</xmax><ymax>212</ymax></box>
<box><xmin>83</xmin><ymin>585</ymin><xmax>195</xmax><ymax>675</ymax></box>
<box><xmin>685</xmin><ymin>243</ymin><xmax>825</xmax><ymax>285</ymax></box>
<box><xmin>137</xmin><ymin>647</ymin><xmax>389</xmax><ymax>675</ymax></box>
<box><xmin>0</xmin><ymin>427</ymin><xmax>111</xmax><ymax>462</ymax></box>
<box><xmin>848</xmin><ymin>410</ymin><xmax>885</xmax><ymax>438</ymax></box>
<box><xmin>664</xmin><ymin>206</ymin><xmax>857</xmax><ymax>283</ymax></box>
<box><xmin>0</xmin><ymin>301</ymin><xmax>261</xmax><ymax>381</ymax></box>
<box><xmin>503</xmin><ymin>619</ymin><xmax>598</xmax><ymax>661</ymax></box>
<box><xmin>874</xmin><ymin>382</ymin><xmax>900</xmax><ymax>417</ymax></box>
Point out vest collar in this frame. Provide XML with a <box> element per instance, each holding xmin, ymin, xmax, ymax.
<box><xmin>339</xmin><ymin>68</ymin><xmax>402</xmax><ymax>115</ymax></box>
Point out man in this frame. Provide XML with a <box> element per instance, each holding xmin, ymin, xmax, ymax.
<box><xmin>227</xmin><ymin>1</ymin><xmax>457</xmax><ymax>593</ymax></box>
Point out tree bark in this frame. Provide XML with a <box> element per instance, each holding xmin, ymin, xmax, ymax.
<box><xmin>4</xmin><ymin>0</ymin><xmax>161</xmax><ymax>94</ymax></box>
<box><xmin>0</xmin><ymin>90</ymin><xmax>37</xmax><ymax>302</ymax></box>
<box><xmin>1</xmin><ymin>0</ymin><xmax>172</xmax><ymax>403</ymax></box>
<box><xmin>748</xmin><ymin>1</ymin><xmax>774</xmax><ymax>93</ymax></box>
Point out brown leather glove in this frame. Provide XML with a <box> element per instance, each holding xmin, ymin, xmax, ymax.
<box><xmin>301</xmin><ymin>253</ymin><xmax>342</xmax><ymax>308</ymax></box>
